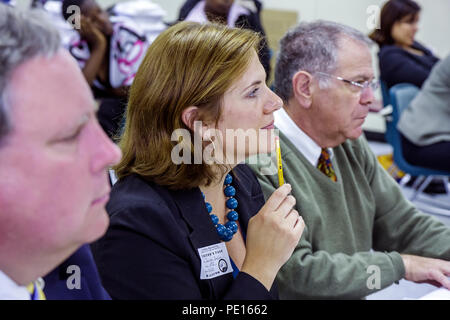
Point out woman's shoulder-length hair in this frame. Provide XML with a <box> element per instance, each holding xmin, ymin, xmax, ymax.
<box><xmin>369</xmin><ymin>0</ymin><xmax>420</xmax><ymax>47</ymax></box>
<box><xmin>114</xmin><ymin>21</ymin><xmax>262</xmax><ymax>190</ymax></box>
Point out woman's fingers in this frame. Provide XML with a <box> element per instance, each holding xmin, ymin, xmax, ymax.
<box><xmin>276</xmin><ymin>195</ymin><xmax>296</xmax><ymax>217</ymax></box>
<box><xmin>293</xmin><ymin>215</ymin><xmax>305</xmax><ymax>237</ymax></box>
<box><xmin>263</xmin><ymin>184</ymin><xmax>292</xmax><ymax>212</ymax></box>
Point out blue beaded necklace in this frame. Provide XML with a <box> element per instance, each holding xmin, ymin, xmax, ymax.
<box><xmin>202</xmin><ymin>173</ymin><xmax>239</xmax><ymax>242</ymax></box>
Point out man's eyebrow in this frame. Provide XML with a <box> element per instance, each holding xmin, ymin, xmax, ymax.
<box><xmin>73</xmin><ymin>112</ymin><xmax>92</xmax><ymax>134</ymax></box>
<box><xmin>350</xmin><ymin>73</ymin><xmax>374</xmax><ymax>81</ymax></box>
<box><xmin>48</xmin><ymin>112</ymin><xmax>91</xmax><ymax>143</ymax></box>
<box><xmin>73</xmin><ymin>102</ymin><xmax>98</xmax><ymax>131</ymax></box>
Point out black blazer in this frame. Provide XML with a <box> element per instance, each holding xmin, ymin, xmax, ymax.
<box><xmin>92</xmin><ymin>164</ymin><xmax>278</xmax><ymax>300</ymax></box>
<box><xmin>379</xmin><ymin>41</ymin><xmax>439</xmax><ymax>89</ymax></box>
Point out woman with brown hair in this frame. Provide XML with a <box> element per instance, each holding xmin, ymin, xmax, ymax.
<box><xmin>93</xmin><ymin>21</ymin><xmax>304</xmax><ymax>299</ymax></box>
<box><xmin>369</xmin><ymin>0</ymin><xmax>439</xmax><ymax>89</ymax></box>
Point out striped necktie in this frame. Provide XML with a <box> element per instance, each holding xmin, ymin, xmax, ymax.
<box><xmin>317</xmin><ymin>148</ymin><xmax>337</xmax><ymax>182</ymax></box>
<box><xmin>26</xmin><ymin>279</ymin><xmax>46</xmax><ymax>300</ymax></box>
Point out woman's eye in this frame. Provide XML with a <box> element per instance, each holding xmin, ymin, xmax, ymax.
<box><xmin>248</xmin><ymin>87</ymin><xmax>259</xmax><ymax>98</ymax></box>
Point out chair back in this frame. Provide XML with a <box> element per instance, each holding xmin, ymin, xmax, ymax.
<box><xmin>389</xmin><ymin>83</ymin><xmax>448</xmax><ymax>176</ymax></box>
<box><xmin>380</xmin><ymin>80</ymin><xmax>390</xmax><ymax>106</ymax></box>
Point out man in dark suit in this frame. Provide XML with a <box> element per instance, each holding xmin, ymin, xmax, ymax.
<box><xmin>0</xmin><ymin>5</ymin><xmax>121</xmax><ymax>299</ymax></box>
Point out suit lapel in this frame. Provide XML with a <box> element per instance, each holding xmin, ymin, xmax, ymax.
<box><xmin>168</xmin><ymin>167</ymin><xmax>263</xmax><ymax>299</ymax></box>
<box><xmin>171</xmin><ymin>187</ymin><xmax>220</xmax><ymax>248</ymax></box>
<box><xmin>170</xmin><ymin>187</ymin><xmax>233</xmax><ymax>299</ymax></box>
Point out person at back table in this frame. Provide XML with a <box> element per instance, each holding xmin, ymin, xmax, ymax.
<box><xmin>178</xmin><ymin>0</ymin><xmax>271</xmax><ymax>80</ymax></box>
<box><xmin>369</xmin><ymin>0</ymin><xmax>439</xmax><ymax>89</ymax></box>
<box><xmin>249</xmin><ymin>20</ymin><xmax>450</xmax><ymax>299</ymax></box>
<box><xmin>397</xmin><ymin>54</ymin><xmax>450</xmax><ymax>172</ymax></box>
<box><xmin>92</xmin><ymin>21</ymin><xmax>304</xmax><ymax>300</ymax></box>
<box><xmin>61</xmin><ymin>0</ymin><xmax>148</xmax><ymax>138</ymax></box>
<box><xmin>0</xmin><ymin>5</ymin><xmax>121</xmax><ymax>300</ymax></box>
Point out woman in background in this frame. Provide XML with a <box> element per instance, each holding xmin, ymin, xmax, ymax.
<box><xmin>397</xmin><ymin>54</ymin><xmax>450</xmax><ymax>172</ymax></box>
<box><xmin>93</xmin><ymin>22</ymin><xmax>304</xmax><ymax>299</ymax></box>
<box><xmin>370</xmin><ymin>0</ymin><xmax>439</xmax><ymax>89</ymax></box>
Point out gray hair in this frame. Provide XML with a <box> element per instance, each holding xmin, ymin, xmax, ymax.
<box><xmin>0</xmin><ymin>5</ymin><xmax>61</xmax><ymax>143</ymax></box>
<box><xmin>273</xmin><ymin>20</ymin><xmax>374</xmax><ymax>103</ymax></box>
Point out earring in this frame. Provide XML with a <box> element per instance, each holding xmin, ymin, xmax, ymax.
<box><xmin>208</xmin><ymin>136</ymin><xmax>216</xmax><ymax>154</ymax></box>
<box><xmin>202</xmin><ymin>134</ymin><xmax>217</xmax><ymax>165</ymax></box>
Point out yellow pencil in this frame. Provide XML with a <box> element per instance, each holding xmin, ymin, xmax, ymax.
<box><xmin>275</xmin><ymin>136</ymin><xmax>284</xmax><ymax>186</ymax></box>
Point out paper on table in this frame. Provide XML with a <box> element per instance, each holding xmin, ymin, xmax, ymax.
<box><xmin>419</xmin><ymin>288</ymin><xmax>450</xmax><ymax>300</ymax></box>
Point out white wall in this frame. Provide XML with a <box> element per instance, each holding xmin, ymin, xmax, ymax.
<box><xmin>127</xmin><ymin>0</ymin><xmax>450</xmax><ymax>57</ymax></box>
<box><xmin>414</xmin><ymin>0</ymin><xmax>450</xmax><ymax>58</ymax></box>
<box><xmin>16</xmin><ymin>0</ymin><xmax>450</xmax><ymax>57</ymax></box>
<box><xmin>261</xmin><ymin>0</ymin><xmax>450</xmax><ymax>58</ymax></box>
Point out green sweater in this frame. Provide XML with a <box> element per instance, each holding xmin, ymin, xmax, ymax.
<box><xmin>248</xmin><ymin>132</ymin><xmax>450</xmax><ymax>299</ymax></box>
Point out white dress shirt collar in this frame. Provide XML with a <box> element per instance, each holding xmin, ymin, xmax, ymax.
<box><xmin>274</xmin><ymin>107</ymin><xmax>333</xmax><ymax>166</ymax></box>
<box><xmin>0</xmin><ymin>269</ymin><xmax>30</xmax><ymax>300</ymax></box>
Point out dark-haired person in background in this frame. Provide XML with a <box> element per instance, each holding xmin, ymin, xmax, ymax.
<box><xmin>62</xmin><ymin>0</ymin><xmax>148</xmax><ymax>138</ymax></box>
<box><xmin>178</xmin><ymin>0</ymin><xmax>271</xmax><ymax>81</ymax></box>
<box><xmin>369</xmin><ymin>0</ymin><xmax>439</xmax><ymax>89</ymax></box>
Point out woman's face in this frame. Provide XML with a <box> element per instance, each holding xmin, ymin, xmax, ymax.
<box><xmin>81</xmin><ymin>0</ymin><xmax>114</xmax><ymax>36</ymax></box>
<box><xmin>391</xmin><ymin>13</ymin><xmax>420</xmax><ymax>47</ymax></box>
<box><xmin>207</xmin><ymin>50</ymin><xmax>282</xmax><ymax>164</ymax></box>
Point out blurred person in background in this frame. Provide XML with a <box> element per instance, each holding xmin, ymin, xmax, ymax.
<box><xmin>370</xmin><ymin>0</ymin><xmax>439</xmax><ymax>89</ymax></box>
<box><xmin>62</xmin><ymin>0</ymin><xmax>148</xmax><ymax>138</ymax></box>
<box><xmin>397</xmin><ymin>54</ymin><xmax>450</xmax><ymax>172</ymax></box>
<box><xmin>178</xmin><ymin>0</ymin><xmax>271</xmax><ymax>80</ymax></box>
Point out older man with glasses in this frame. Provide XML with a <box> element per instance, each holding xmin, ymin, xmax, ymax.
<box><xmin>249</xmin><ymin>20</ymin><xmax>450</xmax><ymax>299</ymax></box>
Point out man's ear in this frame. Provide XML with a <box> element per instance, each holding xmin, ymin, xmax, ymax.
<box><xmin>292</xmin><ymin>70</ymin><xmax>314</xmax><ymax>108</ymax></box>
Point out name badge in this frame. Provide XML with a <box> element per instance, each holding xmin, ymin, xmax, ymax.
<box><xmin>198</xmin><ymin>242</ymin><xmax>233</xmax><ymax>280</ymax></box>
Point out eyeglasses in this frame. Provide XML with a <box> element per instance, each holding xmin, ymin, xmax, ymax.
<box><xmin>315</xmin><ymin>72</ymin><xmax>380</xmax><ymax>93</ymax></box>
